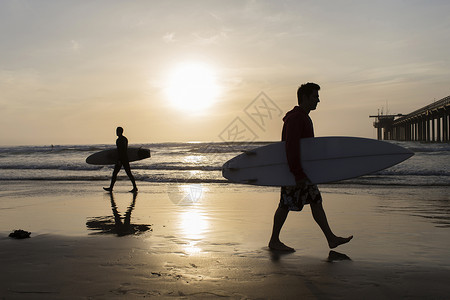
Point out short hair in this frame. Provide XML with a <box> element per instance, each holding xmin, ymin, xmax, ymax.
<box><xmin>297</xmin><ymin>82</ymin><xmax>320</xmax><ymax>105</ymax></box>
<box><xmin>116</xmin><ymin>127</ymin><xmax>124</xmax><ymax>135</ymax></box>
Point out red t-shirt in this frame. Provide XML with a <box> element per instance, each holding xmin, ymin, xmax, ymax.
<box><xmin>281</xmin><ymin>106</ymin><xmax>314</xmax><ymax>182</ymax></box>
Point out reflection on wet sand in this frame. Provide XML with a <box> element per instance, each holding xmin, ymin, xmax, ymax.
<box><xmin>171</xmin><ymin>183</ymin><xmax>209</xmax><ymax>255</ymax></box>
<box><xmin>168</xmin><ymin>183</ymin><xmax>204</xmax><ymax>206</ymax></box>
<box><xmin>327</xmin><ymin>250</ymin><xmax>352</xmax><ymax>263</ymax></box>
<box><xmin>375</xmin><ymin>188</ymin><xmax>450</xmax><ymax>228</ymax></box>
<box><xmin>269</xmin><ymin>249</ymin><xmax>352</xmax><ymax>263</ymax></box>
<box><xmin>269</xmin><ymin>248</ymin><xmax>295</xmax><ymax>262</ymax></box>
<box><xmin>179</xmin><ymin>208</ymin><xmax>209</xmax><ymax>255</ymax></box>
<box><xmin>86</xmin><ymin>192</ymin><xmax>151</xmax><ymax>236</ymax></box>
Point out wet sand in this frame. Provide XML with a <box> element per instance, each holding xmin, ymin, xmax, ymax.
<box><xmin>1</xmin><ymin>181</ymin><xmax>449</xmax><ymax>299</ymax></box>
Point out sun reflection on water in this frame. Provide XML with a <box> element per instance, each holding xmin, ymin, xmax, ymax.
<box><xmin>179</xmin><ymin>207</ymin><xmax>209</xmax><ymax>255</ymax></box>
<box><xmin>180</xmin><ymin>209</ymin><xmax>208</xmax><ymax>238</ymax></box>
<box><xmin>181</xmin><ymin>183</ymin><xmax>203</xmax><ymax>204</ymax></box>
<box><xmin>168</xmin><ymin>171</ymin><xmax>210</xmax><ymax>255</ymax></box>
<box><xmin>168</xmin><ymin>161</ymin><xmax>209</xmax><ymax>255</ymax></box>
<box><xmin>184</xmin><ymin>242</ymin><xmax>202</xmax><ymax>255</ymax></box>
<box><xmin>183</xmin><ymin>155</ymin><xmax>205</xmax><ymax>164</ymax></box>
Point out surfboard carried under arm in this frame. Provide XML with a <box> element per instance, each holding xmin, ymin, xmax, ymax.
<box><xmin>86</xmin><ymin>148</ymin><xmax>151</xmax><ymax>165</ymax></box>
<box><xmin>222</xmin><ymin>137</ymin><xmax>414</xmax><ymax>186</ymax></box>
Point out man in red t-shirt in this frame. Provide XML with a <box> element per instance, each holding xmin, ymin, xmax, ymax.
<box><xmin>268</xmin><ymin>83</ymin><xmax>352</xmax><ymax>252</ymax></box>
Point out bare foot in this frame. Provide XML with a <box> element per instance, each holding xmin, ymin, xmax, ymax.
<box><xmin>328</xmin><ymin>236</ymin><xmax>353</xmax><ymax>249</ymax></box>
<box><xmin>103</xmin><ymin>187</ymin><xmax>112</xmax><ymax>192</ymax></box>
<box><xmin>129</xmin><ymin>188</ymin><xmax>138</xmax><ymax>193</ymax></box>
<box><xmin>268</xmin><ymin>241</ymin><xmax>296</xmax><ymax>252</ymax></box>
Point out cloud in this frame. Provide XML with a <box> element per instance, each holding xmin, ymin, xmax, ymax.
<box><xmin>70</xmin><ymin>40</ymin><xmax>81</xmax><ymax>52</ymax></box>
<box><xmin>192</xmin><ymin>31</ymin><xmax>228</xmax><ymax>45</ymax></box>
<box><xmin>163</xmin><ymin>32</ymin><xmax>176</xmax><ymax>43</ymax></box>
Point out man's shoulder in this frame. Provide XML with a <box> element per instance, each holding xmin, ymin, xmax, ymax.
<box><xmin>116</xmin><ymin>136</ymin><xmax>128</xmax><ymax>146</ymax></box>
<box><xmin>284</xmin><ymin>108</ymin><xmax>309</xmax><ymax>124</ymax></box>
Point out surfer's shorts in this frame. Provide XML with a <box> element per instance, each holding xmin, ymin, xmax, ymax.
<box><xmin>279</xmin><ymin>180</ymin><xmax>322</xmax><ymax>211</ymax></box>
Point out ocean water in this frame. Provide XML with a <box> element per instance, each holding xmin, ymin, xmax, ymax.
<box><xmin>0</xmin><ymin>141</ymin><xmax>448</xmax><ymax>187</ymax></box>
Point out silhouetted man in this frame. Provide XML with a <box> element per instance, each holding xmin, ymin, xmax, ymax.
<box><xmin>268</xmin><ymin>83</ymin><xmax>352</xmax><ymax>252</ymax></box>
<box><xmin>103</xmin><ymin>127</ymin><xmax>138</xmax><ymax>193</ymax></box>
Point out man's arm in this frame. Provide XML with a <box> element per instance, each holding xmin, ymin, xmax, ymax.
<box><xmin>284</xmin><ymin>120</ymin><xmax>308</xmax><ymax>183</ymax></box>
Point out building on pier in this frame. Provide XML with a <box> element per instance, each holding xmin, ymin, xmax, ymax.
<box><xmin>370</xmin><ymin>95</ymin><xmax>450</xmax><ymax>142</ymax></box>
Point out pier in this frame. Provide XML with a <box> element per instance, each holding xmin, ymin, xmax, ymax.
<box><xmin>370</xmin><ymin>95</ymin><xmax>450</xmax><ymax>142</ymax></box>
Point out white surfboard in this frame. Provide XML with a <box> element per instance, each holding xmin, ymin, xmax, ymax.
<box><xmin>86</xmin><ymin>147</ymin><xmax>151</xmax><ymax>165</ymax></box>
<box><xmin>222</xmin><ymin>137</ymin><xmax>414</xmax><ymax>186</ymax></box>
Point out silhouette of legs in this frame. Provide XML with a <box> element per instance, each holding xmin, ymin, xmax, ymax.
<box><xmin>104</xmin><ymin>160</ymin><xmax>137</xmax><ymax>192</ymax></box>
<box><xmin>269</xmin><ymin>202</ymin><xmax>352</xmax><ymax>251</ymax></box>
<box><xmin>269</xmin><ymin>206</ymin><xmax>295</xmax><ymax>252</ymax></box>
<box><xmin>310</xmin><ymin>202</ymin><xmax>353</xmax><ymax>249</ymax></box>
<box><xmin>104</xmin><ymin>162</ymin><xmax>122</xmax><ymax>192</ymax></box>
<box><xmin>122</xmin><ymin>161</ymin><xmax>138</xmax><ymax>192</ymax></box>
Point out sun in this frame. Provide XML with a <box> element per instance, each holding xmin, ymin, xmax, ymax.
<box><xmin>165</xmin><ymin>62</ymin><xmax>220</xmax><ymax>112</ymax></box>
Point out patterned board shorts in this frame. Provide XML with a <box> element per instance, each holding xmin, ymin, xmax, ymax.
<box><xmin>279</xmin><ymin>180</ymin><xmax>322</xmax><ymax>211</ymax></box>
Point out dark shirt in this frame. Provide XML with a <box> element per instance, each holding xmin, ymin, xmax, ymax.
<box><xmin>281</xmin><ymin>106</ymin><xmax>314</xmax><ymax>181</ymax></box>
<box><xmin>116</xmin><ymin>135</ymin><xmax>129</xmax><ymax>161</ymax></box>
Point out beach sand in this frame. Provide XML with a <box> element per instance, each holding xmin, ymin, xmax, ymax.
<box><xmin>1</xmin><ymin>181</ymin><xmax>449</xmax><ymax>299</ymax></box>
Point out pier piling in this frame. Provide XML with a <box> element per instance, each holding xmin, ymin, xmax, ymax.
<box><xmin>370</xmin><ymin>96</ymin><xmax>450</xmax><ymax>142</ymax></box>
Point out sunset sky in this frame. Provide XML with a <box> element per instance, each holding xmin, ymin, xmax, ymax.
<box><xmin>1</xmin><ymin>0</ymin><xmax>449</xmax><ymax>146</ymax></box>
